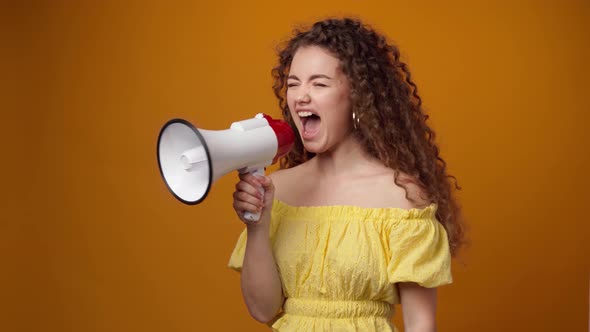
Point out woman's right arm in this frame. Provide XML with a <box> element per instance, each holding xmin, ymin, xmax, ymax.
<box><xmin>233</xmin><ymin>173</ymin><xmax>284</xmax><ymax>323</ymax></box>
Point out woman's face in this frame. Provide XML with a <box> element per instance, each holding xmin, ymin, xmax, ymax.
<box><xmin>286</xmin><ymin>45</ymin><xmax>352</xmax><ymax>154</ymax></box>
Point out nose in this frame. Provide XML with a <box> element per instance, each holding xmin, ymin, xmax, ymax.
<box><xmin>296</xmin><ymin>91</ymin><xmax>310</xmax><ymax>103</ymax></box>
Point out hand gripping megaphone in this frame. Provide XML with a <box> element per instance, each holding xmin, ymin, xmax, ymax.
<box><xmin>157</xmin><ymin>113</ymin><xmax>295</xmax><ymax>222</ymax></box>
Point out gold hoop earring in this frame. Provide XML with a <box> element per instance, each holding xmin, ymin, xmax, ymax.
<box><xmin>352</xmin><ymin>111</ymin><xmax>360</xmax><ymax>130</ymax></box>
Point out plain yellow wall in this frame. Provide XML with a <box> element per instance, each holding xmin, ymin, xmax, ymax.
<box><xmin>2</xmin><ymin>0</ymin><xmax>589</xmax><ymax>331</ymax></box>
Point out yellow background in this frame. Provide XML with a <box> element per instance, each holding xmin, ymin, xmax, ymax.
<box><xmin>2</xmin><ymin>0</ymin><xmax>589</xmax><ymax>331</ymax></box>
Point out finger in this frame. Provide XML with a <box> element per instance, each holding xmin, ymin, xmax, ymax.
<box><xmin>233</xmin><ymin>191</ymin><xmax>263</xmax><ymax>207</ymax></box>
<box><xmin>258</xmin><ymin>176</ymin><xmax>274</xmax><ymax>191</ymax></box>
<box><xmin>238</xmin><ymin>173</ymin><xmax>262</xmax><ymax>188</ymax></box>
<box><xmin>233</xmin><ymin>201</ymin><xmax>262</xmax><ymax>214</ymax></box>
<box><xmin>235</xmin><ymin>181</ymin><xmax>263</xmax><ymax>198</ymax></box>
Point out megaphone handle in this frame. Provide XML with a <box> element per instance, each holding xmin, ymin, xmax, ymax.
<box><xmin>243</xmin><ymin>167</ymin><xmax>265</xmax><ymax>223</ymax></box>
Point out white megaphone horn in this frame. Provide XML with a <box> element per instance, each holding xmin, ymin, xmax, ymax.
<box><xmin>157</xmin><ymin>113</ymin><xmax>295</xmax><ymax>222</ymax></box>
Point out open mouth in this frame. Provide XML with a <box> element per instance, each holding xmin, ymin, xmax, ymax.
<box><xmin>298</xmin><ymin>111</ymin><xmax>321</xmax><ymax>137</ymax></box>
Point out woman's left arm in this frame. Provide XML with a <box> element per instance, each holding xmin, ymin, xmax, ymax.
<box><xmin>398</xmin><ymin>282</ymin><xmax>438</xmax><ymax>332</ymax></box>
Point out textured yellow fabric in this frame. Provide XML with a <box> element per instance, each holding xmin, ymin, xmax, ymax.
<box><xmin>228</xmin><ymin>199</ymin><xmax>452</xmax><ymax>331</ymax></box>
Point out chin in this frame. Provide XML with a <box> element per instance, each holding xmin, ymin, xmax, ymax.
<box><xmin>302</xmin><ymin>139</ymin><xmax>328</xmax><ymax>154</ymax></box>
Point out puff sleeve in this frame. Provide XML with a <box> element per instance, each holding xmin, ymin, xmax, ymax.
<box><xmin>227</xmin><ymin>209</ymin><xmax>281</xmax><ymax>272</ymax></box>
<box><xmin>386</xmin><ymin>205</ymin><xmax>453</xmax><ymax>288</ymax></box>
<box><xmin>227</xmin><ymin>228</ymin><xmax>248</xmax><ymax>272</ymax></box>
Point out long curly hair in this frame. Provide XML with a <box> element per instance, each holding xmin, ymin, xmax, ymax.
<box><xmin>271</xmin><ymin>18</ymin><xmax>465</xmax><ymax>256</ymax></box>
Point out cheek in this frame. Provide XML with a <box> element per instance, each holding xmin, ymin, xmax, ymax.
<box><xmin>286</xmin><ymin>91</ymin><xmax>295</xmax><ymax>110</ymax></box>
<box><xmin>285</xmin><ymin>94</ymin><xmax>299</xmax><ymax>124</ymax></box>
<box><xmin>326</xmin><ymin>92</ymin><xmax>351</xmax><ymax>120</ymax></box>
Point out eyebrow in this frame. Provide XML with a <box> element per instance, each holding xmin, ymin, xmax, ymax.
<box><xmin>287</xmin><ymin>74</ymin><xmax>333</xmax><ymax>81</ymax></box>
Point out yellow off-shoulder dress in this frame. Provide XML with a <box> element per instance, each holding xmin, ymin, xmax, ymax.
<box><xmin>228</xmin><ymin>199</ymin><xmax>452</xmax><ymax>332</ymax></box>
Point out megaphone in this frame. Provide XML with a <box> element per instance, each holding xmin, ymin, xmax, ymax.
<box><xmin>157</xmin><ymin>113</ymin><xmax>295</xmax><ymax>222</ymax></box>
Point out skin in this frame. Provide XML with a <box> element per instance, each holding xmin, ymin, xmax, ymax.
<box><xmin>233</xmin><ymin>46</ymin><xmax>439</xmax><ymax>331</ymax></box>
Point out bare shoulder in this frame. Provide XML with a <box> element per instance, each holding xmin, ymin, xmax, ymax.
<box><xmin>390</xmin><ymin>172</ymin><xmax>432</xmax><ymax>209</ymax></box>
<box><xmin>364</xmin><ymin>169</ymin><xmax>431</xmax><ymax>209</ymax></box>
<box><xmin>268</xmin><ymin>163</ymin><xmax>308</xmax><ymax>202</ymax></box>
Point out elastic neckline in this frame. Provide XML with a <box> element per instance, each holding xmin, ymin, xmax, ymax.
<box><xmin>272</xmin><ymin>199</ymin><xmax>437</xmax><ymax>221</ymax></box>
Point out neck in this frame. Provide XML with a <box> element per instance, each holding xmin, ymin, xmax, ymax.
<box><xmin>311</xmin><ymin>133</ymin><xmax>384</xmax><ymax>178</ymax></box>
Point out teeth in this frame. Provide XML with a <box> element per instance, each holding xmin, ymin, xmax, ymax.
<box><xmin>298</xmin><ymin>111</ymin><xmax>314</xmax><ymax>117</ymax></box>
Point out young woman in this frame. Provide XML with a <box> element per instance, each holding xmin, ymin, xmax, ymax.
<box><xmin>228</xmin><ymin>17</ymin><xmax>465</xmax><ymax>332</ymax></box>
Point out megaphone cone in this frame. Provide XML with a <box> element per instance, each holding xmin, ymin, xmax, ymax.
<box><xmin>157</xmin><ymin>119</ymin><xmax>213</xmax><ymax>205</ymax></box>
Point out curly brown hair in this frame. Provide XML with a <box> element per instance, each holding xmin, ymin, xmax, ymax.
<box><xmin>271</xmin><ymin>17</ymin><xmax>465</xmax><ymax>256</ymax></box>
